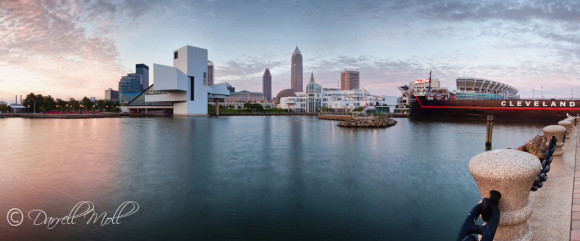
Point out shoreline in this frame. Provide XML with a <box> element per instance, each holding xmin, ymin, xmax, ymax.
<box><xmin>0</xmin><ymin>113</ymin><xmax>126</xmax><ymax>118</ymax></box>
<box><xmin>1</xmin><ymin>112</ymin><xmax>410</xmax><ymax>119</ymax></box>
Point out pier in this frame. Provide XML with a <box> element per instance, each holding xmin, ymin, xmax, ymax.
<box><xmin>458</xmin><ymin>116</ymin><xmax>580</xmax><ymax>240</ymax></box>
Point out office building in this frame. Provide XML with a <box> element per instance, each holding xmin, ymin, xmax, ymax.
<box><xmin>119</xmin><ymin>73</ymin><xmax>143</xmax><ymax>104</ymax></box>
<box><xmin>291</xmin><ymin>46</ymin><xmax>303</xmax><ymax>92</ymax></box>
<box><xmin>262</xmin><ymin>68</ymin><xmax>272</xmax><ymax>101</ymax></box>
<box><xmin>105</xmin><ymin>88</ymin><xmax>119</xmax><ymax>101</ymax></box>
<box><xmin>227</xmin><ymin>84</ymin><xmax>235</xmax><ymax>93</ymax></box>
<box><xmin>136</xmin><ymin>64</ymin><xmax>149</xmax><ymax>90</ymax></box>
<box><xmin>341</xmin><ymin>70</ymin><xmax>360</xmax><ymax>90</ymax></box>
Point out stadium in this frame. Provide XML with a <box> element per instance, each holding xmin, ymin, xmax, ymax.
<box><xmin>456</xmin><ymin>77</ymin><xmax>519</xmax><ymax>100</ymax></box>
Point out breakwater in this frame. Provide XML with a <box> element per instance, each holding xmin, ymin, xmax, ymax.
<box><xmin>337</xmin><ymin>117</ymin><xmax>397</xmax><ymax>128</ymax></box>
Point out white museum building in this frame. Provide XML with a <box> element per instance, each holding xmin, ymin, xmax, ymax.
<box><xmin>125</xmin><ymin>45</ymin><xmax>229</xmax><ymax>115</ymax></box>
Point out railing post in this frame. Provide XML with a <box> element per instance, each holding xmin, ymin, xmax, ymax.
<box><xmin>558</xmin><ymin>120</ymin><xmax>572</xmax><ymax>134</ymax></box>
<box><xmin>469</xmin><ymin>149</ymin><xmax>541</xmax><ymax>241</ymax></box>
<box><xmin>543</xmin><ymin>125</ymin><xmax>566</xmax><ymax>162</ymax></box>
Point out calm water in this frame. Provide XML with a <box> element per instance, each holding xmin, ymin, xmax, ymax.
<box><xmin>0</xmin><ymin>116</ymin><xmax>549</xmax><ymax>240</ymax></box>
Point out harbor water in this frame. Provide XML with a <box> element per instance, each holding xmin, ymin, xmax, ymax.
<box><xmin>0</xmin><ymin>116</ymin><xmax>549</xmax><ymax>240</ymax></box>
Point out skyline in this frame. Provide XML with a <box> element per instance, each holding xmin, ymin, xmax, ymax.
<box><xmin>1</xmin><ymin>0</ymin><xmax>579</xmax><ymax>102</ymax></box>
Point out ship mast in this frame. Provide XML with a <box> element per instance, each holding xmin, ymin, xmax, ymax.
<box><xmin>428</xmin><ymin>70</ymin><xmax>432</xmax><ymax>94</ymax></box>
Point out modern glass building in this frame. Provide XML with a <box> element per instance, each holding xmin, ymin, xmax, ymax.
<box><xmin>119</xmin><ymin>64</ymin><xmax>150</xmax><ymax>104</ymax></box>
<box><xmin>136</xmin><ymin>64</ymin><xmax>149</xmax><ymax>90</ymax></box>
<box><xmin>305</xmin><ymin>72</ymin><xmax>322</xmax><ymax>112</ymax></box>
<box><xmin>119</xmin><ymin>73</ymin><xmax>143</xmax><ymax>104</ymax></box>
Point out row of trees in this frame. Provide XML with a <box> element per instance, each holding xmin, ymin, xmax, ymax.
<box><xmin>21</xmin><ymin>93</ymin><xmax>120</xmax><ymax>112</ymax></box>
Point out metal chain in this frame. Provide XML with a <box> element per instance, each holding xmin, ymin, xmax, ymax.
<box><xmin>456</xmin><ymin>191</ymin><xmax>501</xmax><ymax>241</ymax></box>
<box><xmin>532</xmin><ymin>136</ymin><xmax>557</xmax><ymax>191</ymax></box>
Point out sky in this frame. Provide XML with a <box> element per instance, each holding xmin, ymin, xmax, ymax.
<box><xmin>0</xmin><ymin>0</ymin><xmax>579</xmax><ymax>102</ymax></box>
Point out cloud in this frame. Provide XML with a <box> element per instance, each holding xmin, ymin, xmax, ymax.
<box><xmin>217</xmin><ymin>55</ymin><xmax>284</xmax><ymax>78</ymax></box>
<box><xmin>0</xmin><ymin>0</ymin><xmax>159</xmax><ymax>99</ymax></box>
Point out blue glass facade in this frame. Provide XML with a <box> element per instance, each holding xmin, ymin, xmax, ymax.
<box><xmin>119</xmin><ymin>74</ymin><xmax>143</xmax><ymax>104</ymax></box>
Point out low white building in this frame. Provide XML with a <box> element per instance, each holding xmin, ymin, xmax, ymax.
<box><xmin>126</xmin><ymin>45</ymin><xmax>229</xmax><ymax>116</ymax></box>
<box><xmin>277</xmin><ymin>73</ymin><xmax>386</xmax><ymax>112</ymax></box>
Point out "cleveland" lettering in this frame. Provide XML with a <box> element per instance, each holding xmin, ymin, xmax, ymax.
<box><xmin>500</xmin><ymin>101</ymin><xmax>576</xmax><ymax>107</ymax></box>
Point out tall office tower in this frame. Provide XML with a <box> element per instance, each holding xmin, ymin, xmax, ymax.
<box><xmin>291</xmin><ymin>46</ymin><xmax>303</xmax><ymax>92</ymax></box>
<box><xmin>136</xmin><ymin>64</ymin><xmax>149</xmax><ymax>90</ymax></box>
<box><xmin>262</xmin><ymin>68</ymin><xmax>272</xmax><ymax>101</ymax></box>
<box><xmin>340</xmin><ymin>70</ymin><xmax>360</xmax><ymax>90</ymax></box>
<box><xmin>207</xmin><ymin>61</ymin><xmax>214</xmax><ymax>86</ymax></box>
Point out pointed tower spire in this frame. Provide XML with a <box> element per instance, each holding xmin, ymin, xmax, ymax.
<box><xmin>294</xmin><ymin>46</ymin><xmax>301</xmax><ymax>55</ymax></box>
<box><xmin>310</xmin><ymin>71</ymin><xmax>314</xmax><ymax>83</ymax></box>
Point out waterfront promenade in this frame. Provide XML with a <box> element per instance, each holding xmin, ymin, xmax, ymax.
<box><xmin>500</xmin><ymin>117</ymin><xmax>580</xmax><ymax>241</ymax></box>
<box><xmin>527</xmin><ymin>119</ymin><xmax>575</xmax><ymax>240</ymax></box>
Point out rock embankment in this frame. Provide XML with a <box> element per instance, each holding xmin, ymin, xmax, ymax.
<box><xmin>337</xmin><ymin>117</ymin><xmax>397</xmax><ymax>128</ymax></box>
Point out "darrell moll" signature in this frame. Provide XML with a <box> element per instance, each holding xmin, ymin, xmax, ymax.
<box><xmin>26</xmin><ymin>201</ymin><xmax>140</xmax><ymax>229</ymax></box>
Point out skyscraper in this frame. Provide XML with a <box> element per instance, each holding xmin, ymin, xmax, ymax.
<box><xmin>136</xmin><ymin>64</ymin><xmax>149</xmax><ymax>90</ymax></box>
<box><xmin>341</xmin><ymin>70</ymin><xmax>360</xmax><ymax>90</ymax></box>
<box><xmin>207</xmin><ymin>61</ymin><xmax>214</xmax><ymax>86</ymax></box>
<box><xmin>291</xmin><ymin>46</ymin><xmax>303</xmax><ymax>92</ymax></box>
<box><xmin>262</xmin><ymin>68</ymin><xmax>272</xmax><ymax>101</ymax></box>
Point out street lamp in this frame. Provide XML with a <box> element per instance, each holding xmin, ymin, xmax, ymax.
<box><xmin>532</xmin><ymin>89</ymin><xmax>535</xmax><ymax>100</ymax></box>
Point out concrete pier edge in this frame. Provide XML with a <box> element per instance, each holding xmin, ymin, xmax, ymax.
<box><xmin>527</xmin><ymin>119</ymin><xmax>576</xmax><ymax>241</ymax></box>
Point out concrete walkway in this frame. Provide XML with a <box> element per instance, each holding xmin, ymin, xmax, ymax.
<box><xmin>571</xmin><ymin>119</ymin><xmax>580</xmax><ymax>241</ymax></box>
<box><xmin>527</xmin><ymin>122</ymin><xmax>576</xmax><ymax>241</ymax></box>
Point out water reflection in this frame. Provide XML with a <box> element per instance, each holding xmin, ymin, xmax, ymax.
<box><xmin>0</xmin><ymin>117</ymin><xmax>550</xmax><ymax>240</ymax></box>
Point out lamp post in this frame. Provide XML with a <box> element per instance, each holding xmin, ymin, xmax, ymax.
<box><xmin>532</xmin><ymin>88</ymin><xmax>535</xmax><ymax>100</ymax></box>
<box><xmin>541</xmin><ymin>86</ymin><xmax>543</xmax><ymax>100</ymax></box>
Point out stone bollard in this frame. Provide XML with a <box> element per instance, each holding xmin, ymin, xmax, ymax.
<box><xmin>543</xmin><ymin>125</ymin><xmax>566</xmax><ymax>162</ymax></box>
<box><xmin>558</xmin><ymin>120</ymin><xmax>572</xmax><ymax>134</ymax></box>
<box><xmin>469</xmin><ymin>149</ymin><xmax>541</xmax><ymax>241</ymax></box>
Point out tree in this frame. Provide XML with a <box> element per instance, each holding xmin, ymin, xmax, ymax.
<box><xmin>56</xmin><ymin>98</ymin><xmax>67</xmax><ymax>111</ymax></box>
<box><xmin>23</xmin><ymin>93</ymin><xmax>40</xmax><ymax>112</ymax></box>
<box><xmin>44</xmin><ymin>95</ymin><xmax>56</xmax><ymax>111</ymax></box>
<box><xmin>81</xmin><ymin>97</ymin><xmax>93</xmax><ymax>110</ymax></box>
<box><xmin>0</xmin><ymin>104</ymin><xmax>10</xmax><ymax>113</ymax></box>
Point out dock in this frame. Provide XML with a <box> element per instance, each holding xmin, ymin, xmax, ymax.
<box><xmin>527</xmin><ymin>119</ymin><xmax>575</xmax><ymax>240</ymax></box>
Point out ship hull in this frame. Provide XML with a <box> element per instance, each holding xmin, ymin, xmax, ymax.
<box><xmin>410</xmin><ymin>96</ymin><xmax>580</xmax><ymax>121</ymax></box>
